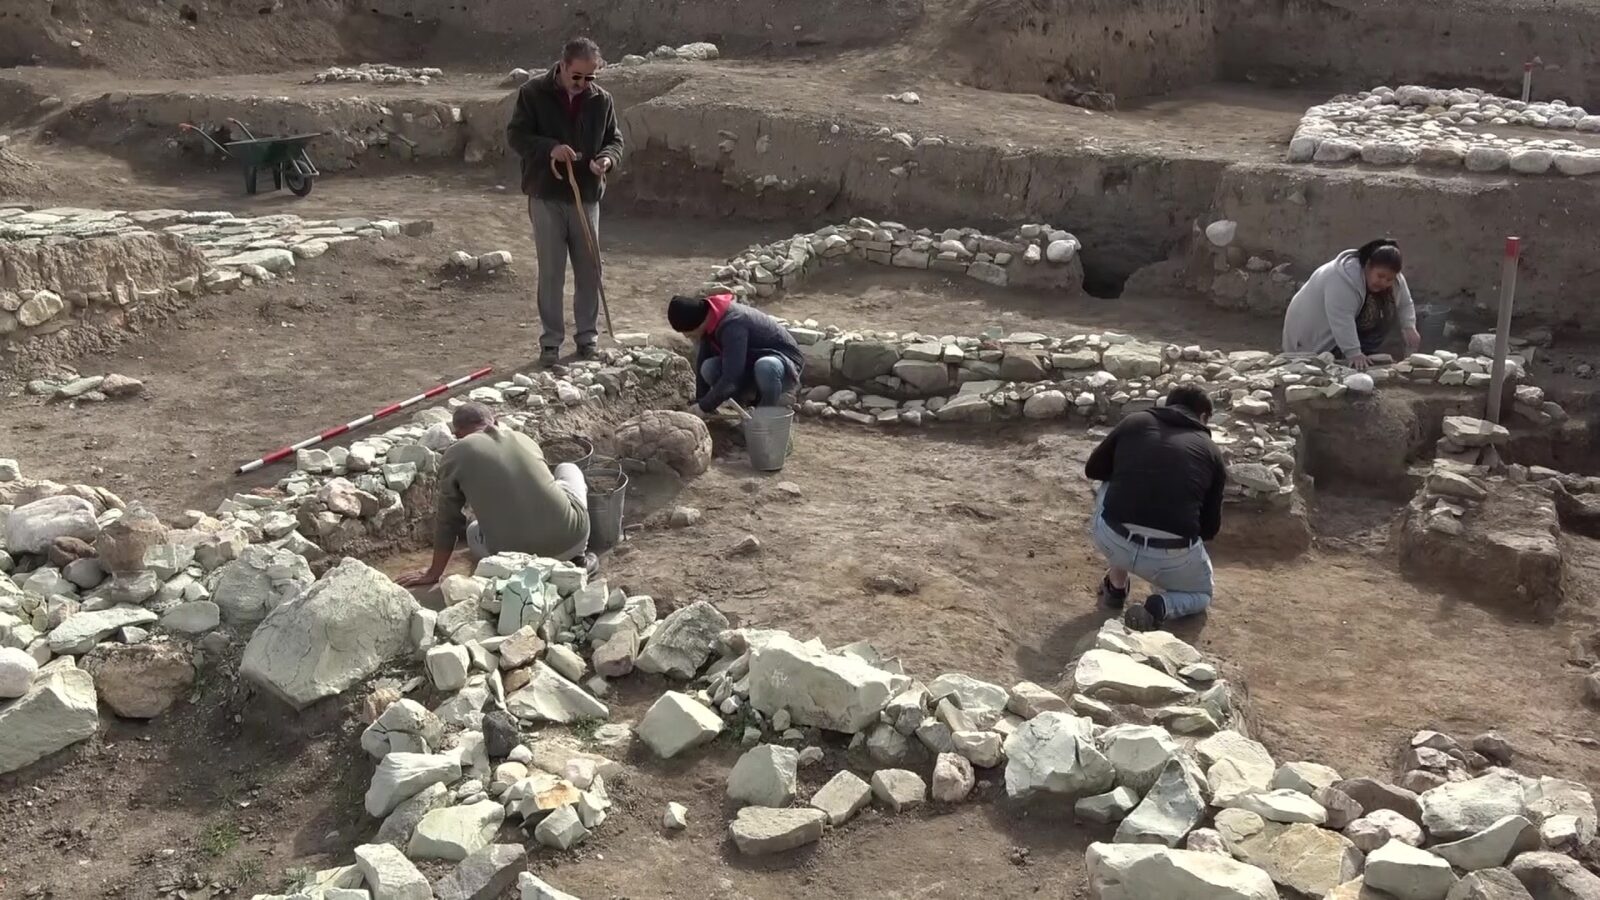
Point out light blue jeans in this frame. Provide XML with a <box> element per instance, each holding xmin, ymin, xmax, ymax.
<box><xmin>700</xmin><ymin>355</ymin><xmax>792</xmax><ymax>407</ymax></box>
<box><xmin>1089</xmin><ymin>486</ymin><xmax>1214</xmax><ymax>619</ymax></box>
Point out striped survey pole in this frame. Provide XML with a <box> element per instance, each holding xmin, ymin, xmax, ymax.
<box><xmin>235</xmin><ymin>365</ymin><xmax>494</xmax><ymax>474</ymax></box>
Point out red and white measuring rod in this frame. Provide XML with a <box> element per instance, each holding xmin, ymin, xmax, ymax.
<box><xmin>235</xmin><ymin>366</ymin><xmax>495</xmax><ymax>474</ymax></box>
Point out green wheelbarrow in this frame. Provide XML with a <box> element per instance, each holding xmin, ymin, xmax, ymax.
<box><xmin>179</xmin><ymin>118</ymin><xmax>323</xmax><ymax>197</ymax></box>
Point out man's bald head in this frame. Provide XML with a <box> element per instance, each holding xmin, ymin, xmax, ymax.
<box><xmin>452</xmin><ymin>402</ymin><xmax>495</xmax><ymax>438</ymax></box>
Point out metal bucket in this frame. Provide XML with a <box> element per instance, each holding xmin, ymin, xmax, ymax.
<box><xmin>585</xmin><ymin>455</ymin><xmax>628</xmax><ymax>550</ymax></box>
<box><xmin>743</xmin><ymin>407</ymin><xmax>794</xmax><ymax>472</ymax></box>
<box><xmin>543</xmin><ymin>434</ymin><xmax>594</xmax><ymax>472</ymax></box>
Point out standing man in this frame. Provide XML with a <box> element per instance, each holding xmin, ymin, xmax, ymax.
<box><xmin>506</xmin><ymin>37</ymin><xmax>625</xmax><ymax>366</ymax></box>
<box><xmin>1083</xmin><ymin>385</ymin><xmax>1227</xmax><ymax>631</ymax></box>
<box><xmin>396</xmin><ymin>403</ymin><xmax>592</xmax><ymax>588</ymax></box>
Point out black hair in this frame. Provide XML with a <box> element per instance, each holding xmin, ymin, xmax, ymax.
<box><xmin>1165</xmin><ymin>384</ymin><xmax>1214</xmax><ymax>419</ymax></box>
<box><xmin>667</xmin><ymin>295</ymin><xmax>710</xmax><ymax>332</ymax></box>
<box><xmin>563</xmin><ymin>37</ymin><xmax>602</xmax><ymax>63</ymax></box>
<box><xmin>1357</xmin><ymin>238</ymin><xmax>1402</xmax><ymax>273</ymax></box>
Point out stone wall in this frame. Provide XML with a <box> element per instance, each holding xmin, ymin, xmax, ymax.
<box><xmin>0</xmin><ymin>205</ymin><xmax>429</xmax><ymax>357</ymax></box>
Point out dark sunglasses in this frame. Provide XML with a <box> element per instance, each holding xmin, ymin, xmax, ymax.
<box><xmin>568</xmin><ymin>72</ymin><xmax>598</xmax><ymax>82</ymax></box>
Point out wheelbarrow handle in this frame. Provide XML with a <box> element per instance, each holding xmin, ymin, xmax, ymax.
<box><xmin>225</xmin><ymin>117</ymin><xmax>258</xmax><ymax>141</ymax></box>
<box><xmin>178</xmin><ymin>122</ymin><xmax>232</xmax><ymax>156</ymax></box>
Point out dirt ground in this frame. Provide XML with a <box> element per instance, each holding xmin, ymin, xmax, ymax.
<box><xmin>4</xmin><ymin>5</ymin><xmax>1600</xmax><ymax>898</ymax></box>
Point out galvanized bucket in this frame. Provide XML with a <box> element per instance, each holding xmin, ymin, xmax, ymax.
<box><xmin>743</xmin><ymin>407</ymin><xmax>794</xmax><ymax>472</ymax></box>
<box><xmin>585</xmin><ymin>455</ymin><xmax>628</xmax><ymax>550</ymax></box>
<box><xmin>543</xmin><ymin>434</ymin><xmax>594</xmax><ymax>472</ymax></box>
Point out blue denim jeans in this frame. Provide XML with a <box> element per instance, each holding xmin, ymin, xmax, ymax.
<box><xmin>1089</xmin><ymin>487</ymin><xmax>1214</xmax><ymax>619</ymax></box>
<box><xmin>700</xmin><ymin>355</ymin><xmax>793</xmax><ymax>407</ymax></box>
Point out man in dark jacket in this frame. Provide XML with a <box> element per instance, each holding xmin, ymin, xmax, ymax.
<box><xmin>1083</xmin><ymin>384</ymin><xmax>1227</xmax><ymax>631</ymax></box>
<box><xmin>667</xmin><ymin>293</ymin><xmax>803</xmax><ymax>413</ymax></box>
<box><xmin>505</xmin><ymin>37</ymin><xmax>625</xmax><ymax>366</ymax></box>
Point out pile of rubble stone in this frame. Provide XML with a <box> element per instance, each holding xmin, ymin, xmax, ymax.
<box><xmin>230</xmin><ymin>556</ymin><xmax>1597</xmax><ymax>900</ymax></box>
<box><xmin>445</xmin><ymin>250</ymin><xmax>513</xmax><ymax>274</ymax></box>
<box><xmin>1290</xmin><ymin>84</ymin><xmax>1600</xmax><ymax>175</ymax></box>
<box><xmin>310</xmin><ymin>64</ymin><xmax>444</xmax><ymax>86</ymax></box>
<box><xmin>23</xmin><ymin>370</ymin><xmax>145</xmax><ymax>404</ymax></box>
<box><xmin>702</xmin><ymin>217</ymin><xmax>1085</xmax><ymax>302</ymax></box>
<box><xmin>618</xmin><ymin>42</ymin><xmax>721</xmax><ymax>66</ymax></box>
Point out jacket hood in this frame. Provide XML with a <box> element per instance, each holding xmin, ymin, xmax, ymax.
<box><xmin>1334</xmin><ymin>249</ymin><xmax>1366</xmax><ymax>294</ymax></box>
<box><xmin>1148</xmin><ymin>405</ymin><xmax>1210</xmax><ymax>431</ymax></box>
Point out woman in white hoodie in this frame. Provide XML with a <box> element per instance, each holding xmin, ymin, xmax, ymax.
<box><xmin>1281</xmin><ymin>239</ymin><xmax>1421</xmax><ymax>371</ymax></box>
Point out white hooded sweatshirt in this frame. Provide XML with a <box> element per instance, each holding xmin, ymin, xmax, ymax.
<box><xmin>1281</xmin><ymin>249</ymin><xmax>1415</xmax><ymax>357</ymax></box>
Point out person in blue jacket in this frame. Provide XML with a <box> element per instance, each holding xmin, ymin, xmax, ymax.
<box><xmin>667</xmin><ymin>292</ymin><xmax>804</xmax><ymax>414</ymax></box>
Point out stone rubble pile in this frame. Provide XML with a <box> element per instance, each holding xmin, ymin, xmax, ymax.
<box><xmin>1291</xmin><ymin>84</ymin><xmax>1600</xmax><ymax>176</ymax></box>
<box><xmin>21</xmin><ymin>370</ymin><xmax>146</xmax><ymax>404</ymax></box>
<box><xmin>309</xmin><ymin>63</ymin><xmax>444</xmax><ymax>86</ymax></box>
<box><xmin>445</xmin><ymin>249</ymin><xmax>513</xmax><ymax>274</ymax></box>
<box><xmin>616</xmin><ymin>42</ymin><xmax>721</xmax><ymax>66</ymax></box>
<box><xmin>703</xmin><ymin>216</ymin><xmax>1085</xmax><ymax>302</ymax></box>
<box><xmin>0</xmin><ymin>349</ymin><xmax>689</xmax><ymax>776</ymax></box>
<box><xmin>1</xmin><ymin>205</ymin><xmax>431</xmax><ymax>351</ymax></box>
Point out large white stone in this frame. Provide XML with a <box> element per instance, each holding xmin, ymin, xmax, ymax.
<box><xmin>1254</xmin><ymin>822</ymin><xmax>1363</xmax><ymax>897</ymax></box>
<box><xmin>1003</xmin><ymin>711</ymin><xmax>1115</xmax><ymax>798</ymax></box>
<box><xmin>518</xmin><ymin>871</ymin><xmax>582</xmax><ymax>900</ymax></box>
<box><xmin>1086</xmin><ymin>842</ymin><xmax>1278</xmax><ymax>900</ymax></box>
<box><xmin>728</xmin><ymin>806</ymin><xmax>827</xmax><ymax>855</ymax></box>
<box><xmin>1101</xmin><ymin>343</ymin><xmax>1167</xmax><ymax>379</ymax></box>
<box><xmin>504</xmin><ymin>661</ymin><xmax>608</xmax><ymax>723</ymax></box>
<box><xmin>354</xmin><ymin>842</ymin><xmax>431</xmax><ymax>900</ymax></box>
<box><xmin>1205</xmin><ymin>220</ymin><xmax>1239</xmax><ymax>247</ymax></box>
<box><xmin>748</xmin><ymin>634</ymin><xmax>901</xmax><ymax>732</ymax></box>
<box><xmin>928</xmin><ymin>672</ymin><xmax>1010</xmax><ymax>715</ymax></box>
<box><xmin>1074</xmin><ymin>649</ymin><xmax>1193</xmax><ymax>705</ymax></box>
<box><xmin>0</xmin><ymin>663</ymin><xmax>98</xmax><ymax>775</ymax></box>
<box><xmin>635</xmin><ymin>600</ymin><xmax>728</xmax><ymax>678</ymax></box>
<box><xmin>364</xmin><ymin>752</ymin><xmax>463</xmax><ymax>817</ymax></box>
<box><xmin>1198</xmin><ymin>731</ymin><xmax>1276</xmax><ymax>804</ymax></box>
<box><xmin>0</xmin><ymin>646</ymin><xmax>38</xmax><ymax>698</ymax></box>
<box><xmin>933</xmin><ymin>752</ymin><xmax>976</xmax><ymax>802</ymax></box>
<box><xmin>217</xmin><ymin>247</ymin><xmax>297</xmax><ymax>273</ymax></box>
<box><xmin>727</xmin><ymin>744</ymin><xmax>799</xmax><ymax>808</ymax></box>
<box><xmin>1442</xmin><ymin>416</ymin><xmax>1510</xmax><ymax>448</ymax></box>
<box><xmin>1224</xmin><ymin>789</ymin><xmax>1328</xmax><ymax>824</ymax></box>
<box><xmin>47</xmin><ymin>605</ymin><xmax>156</xmax><ymax>655</ymax></box>
<box><xmin>810</xmin><ymin>770</ymin><xmax>873</xmax><ymax>825</ymax></box>
<box><xmin>636</xmin><ymin>690</ymin><xmax>722</xmax><ymax>758</ymax></box>
<box><xmin>240</xmin><ymin>559</ymin><xmax>419</xmax><ymax>709</ymax></box>
<box><xmin>1364</xmin><ymin>841</ymin><xmax>1458</xmax><ymax>900</ymax></box>
<box><xmin>1419</xmin><ymin>769</ymin><xmax>1530</xmax><ymax>840</ymax></box>
<box><xmin>205</xmin><ymin>544</ymin><xmax>315</xmax><ymax>629</ymax></box>
<box><xmin>1115</xmin><ymin>758</ymin><xmax>1207</xmax><ymax>846</ymax></box>
<box><xmin>1271</xmin><ymin>761</ymin><xmax>1342</xmax><ymax>796</ymax></box>
<box><xmin>426</xmin><ymin>645</ymin><xmax>470</xmax><ymax>691</ymax></box>
<box><xmin>1430</xmin><ymin>814</ymin><xmax>1539</xmax><ymax>871</ymax></box>
<box><xmin>6</xmin><ymin>495</ymin><xmax>100</xmax><ymax>555</ymax></box>
<box><xmin>1100</xmin><ymin>724</ymin><xmax>1180</xmax><ymax>794</ymax></box>
<box><xmin>407</xmin><ymin>800</ymin><xmax>505</xmax><ymax>861</ymax></box>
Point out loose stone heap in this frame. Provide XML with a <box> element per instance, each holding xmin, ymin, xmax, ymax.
<box><xmin>1291</xmin><ymin>84</ymin><xmax>1600</xmax><ymax>176</ymax></box>
<box><xmin>21</xmin><ymin>370</ymin><xmax>145</xmax><ymax>404</ymax></box>
<box><xmin>702</xmin><ymin>217</ymin><xmax>1085</xmax><ymax>303</ymax></box>
<box><xmin>616</xmin><ymin>42</ymin><xmax>721</xmax><ymax>66</ymax></box>
<box><xmin>0</xmin><ymin>205</ymin><xmax>430</xmax><ymax>351</ymax></box>
<box><xmin>309</xmin><ymin>63</ymin><xmax>444</xmax><ymax>85</ymax></box>
<box><xmin>446</xmin><ymin>249</ymin><xmax>514</xmax><ymax>274</ymax></box>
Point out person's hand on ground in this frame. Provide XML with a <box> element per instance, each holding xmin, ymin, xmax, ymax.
<box><xmin>551</xmin><ymin>144</ymin><xmax>580</xmax><ymax>163</ymax></box>
<box><xmin>1403</xmin><ymin>326</ymin><xmax>1422</xmax><ymax>353</ymax></box>
<box><xmin>589</xmin><ymin>157</ymin><xmax>612</xmax><ymax>176</ymax></box>
<box><xmin>1348</xmin><ymin>353</ymin><xmax>1371</xmax><ymax>372</ymax></box>
<box><xmin>396</xmin><ymin>570</ymin><xmax>438</xmax><ymax>588</ymax></box>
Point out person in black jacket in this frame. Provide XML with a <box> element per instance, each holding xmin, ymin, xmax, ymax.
<box><xmin>505</xmin><ymin>37</ymin><xmax>625</xmax><ymax>366</ymax></box>
<box><xmin>667</xmin><ymin>292</ymin><xmax>804</xmax><ymax>413</ymax></box>
<box><xmin>1083</xmin><ymin>384</ymin><xmax>1228</xmax><ymax>631</ymax></box>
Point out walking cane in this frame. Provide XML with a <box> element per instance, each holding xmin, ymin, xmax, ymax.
<box><xmin>558</xmin><ymin>156</ymin><xmax>616</xmax><ymax>337</ymax></box>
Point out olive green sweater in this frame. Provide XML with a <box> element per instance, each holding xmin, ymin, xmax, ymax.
<box><xmin>434</xmin><ymin>427</ymin><xmax>587</xmax><ymax>557</ymax></box>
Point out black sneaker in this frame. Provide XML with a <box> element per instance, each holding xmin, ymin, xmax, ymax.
<box><xmin>1123</xmin><ymin>595</ymin><xmax>1167</xmax><ymax>632</ymax></box>
<box><xmin>574</xmin><ymin>551</ymin><xmax>599</xmax><ymax>577</ymax></box>
<box><xmin>539</xmin><ymin>347</ymin><xmax>560</xmax><ymax>367</ymax></box>
<box><xmin>577</xmin><ymin>343</ymin><xmax>598</xmax><ymax>360</ymax></box>
<box><xmin>1098</xmin><ymin>575</ymin><xmax>1129</xmax><ymax>609</ymax></box>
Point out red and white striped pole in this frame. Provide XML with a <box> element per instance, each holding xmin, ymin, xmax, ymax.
<box><xmin>236</xmin><ymin>366</ymin><xmax>494</xmax><ymax>474</ymax></box>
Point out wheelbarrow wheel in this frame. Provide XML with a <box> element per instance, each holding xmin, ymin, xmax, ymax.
<box><xmin>285</xmin><ymin>169</ymin><xmax>314</xmax><ymax>197</ymax></box>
